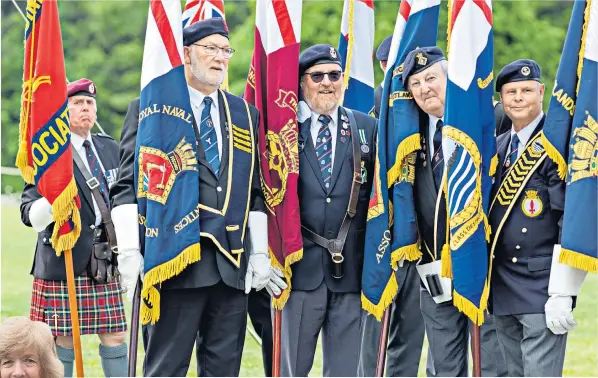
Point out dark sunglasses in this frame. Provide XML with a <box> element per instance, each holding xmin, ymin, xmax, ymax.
<box><xmin>304</xmin><ymin>70</ymin><xmax>342</xmax><ymax>83</ymax></box>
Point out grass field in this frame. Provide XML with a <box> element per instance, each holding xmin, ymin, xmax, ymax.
<box><xmin>1</xmin><ymin>198</ymin><xmax>596</xmax><ymax>377</ymax></box>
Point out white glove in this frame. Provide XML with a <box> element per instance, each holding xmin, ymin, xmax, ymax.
<box><xmin>118</xmin><ymin>249</ymin><xmax>144</xmax><ymax>301</ymax></box>
<box><xmin>111</xmin><ymin>204</ymin><xmax>142</xmax><ymax>301</ymax></box>
<box><xmin>545</xmin><ymin>295</ymin><xmax>577</xmax><ymax>335</ymax></box>
<box><xmin>393</xmin><ymin>257</ymin><xmax>406</xmax><ymax>271</ymax></box>
<box><xmin>245</xmin><ymin>212</ymin><xmax>271</xmax><ymax>294</ymax></box>
<box><xmin>29</xmin><ymin>197</ymin><xmax>54</xmax><ymax>232</ymax></box>
<box><xmin>266</xmin><ymin>267</ymin><xmax>288</xmax><ymax>297</ymax></box>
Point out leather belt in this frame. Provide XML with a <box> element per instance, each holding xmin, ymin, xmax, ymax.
<box><xmin>302</xmin><ymin>108</ymin><xmax>363</xmax><ymax>262</ymax></box>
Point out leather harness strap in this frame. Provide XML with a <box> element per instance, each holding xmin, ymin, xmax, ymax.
<box><xmin>302</xmin><ymin>108</ymin><xmax>363</xmax><ymax>257</ymax></box>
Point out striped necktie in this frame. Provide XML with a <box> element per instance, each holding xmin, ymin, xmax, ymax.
<box><xmin>432</xmin><ymin>119</ymin><xmax>444</xmax><ymax>190</ymax></box>
<box><xmin>315</xmin><ymin>115</ymin><xmax>333</xmax><ymax>189</ymax></box>
<box><xmin>200</xmin><ymin>96</ymin><xmax>220</xmax><ymax>176</ymax></box>
<box><xmin>505</xmin><ymin>133</ymin><xmax>519</xmax><ymax>170</ymax></box>
<box><xmin>82</xmin><ymin>140</ymin><xmax>109</xmax><ymax>205</ymax></box>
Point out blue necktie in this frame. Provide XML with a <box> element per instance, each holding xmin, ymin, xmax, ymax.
<box><xmin>432</xmin><ymin>119</ymin><xmax>444</xmax><ymax>191</ymax></box>
<box><xmin>506</xmin><ymin>134</ymin><xmax>519</xmax><ymax>170</ymax></box>
<box><xmin>200</xmin><ymin>97</ymin><xmax>220</xmax><ymax>176</ymax></box>
<box><xmin>83</xmin><ymin>140</ymin><xmax>109</xmax><ymax>205</ymax></box>
<box><xmin>315</xmin><ymin>115</ymin><xmax>333</xmax><ymax>190</ymax></box>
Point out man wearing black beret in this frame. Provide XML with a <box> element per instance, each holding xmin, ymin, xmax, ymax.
<box><xmin>369</xmin><ymin>35</ymin><xmax>393</xmax><ymax>118</ymax></box>
<box><xmin>402</xmin><ymin>46</ymin><xmax>507</xmax><ymax>377</ymax></box>
<box><xmin>489</xmin><ymin>59</ymin><xmax>586</xmax><ymax>376</ymax></box>
<box><xmin>279</xmin><ymin>43</ymin><xmax>377</xmax><ymax>376</ymax></box>
<box><xmin>109</xmin><ymin>18</ymin><xmax>286</xmax><ymax>376</ymax></box>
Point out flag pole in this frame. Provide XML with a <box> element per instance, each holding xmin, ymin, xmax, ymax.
<box><xmin>64</xmin><ymin>249</ymin><xmax>84</xmax><ymax>377</ymax></box>
<box><xmin>375</xmin><ymin>306</ymin><xmax>392</xmax><ymax>377</ymax></box>
<box><xmin>272</xmin><ymin>309</ymin><xmax>282</xmax><ymax>376</ymax></box>
<box><xmin>128</xmin><ymin>279</ymin><xmax>142</xmax><ymax>377</ymax></box>
<box><xmin>471</xmin><ymin>323</ymin><xmax>481</xmax><ymax>376</ymax></box>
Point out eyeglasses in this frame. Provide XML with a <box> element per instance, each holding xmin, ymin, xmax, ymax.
<box><xmin>193</xmin><ymin>44</ymin><xmax>235</xmax><ymax>59</ymax></box>
<box><xmin>304</xmin><ymin>70</ymin><xmax>342</xmax><ymax>83</ymax></box>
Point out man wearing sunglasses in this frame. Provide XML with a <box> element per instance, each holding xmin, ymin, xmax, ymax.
<box><xmin>279</xmin><ymin>44</ymin><xmax>378</xmax><ymax>377</ymax></box>
<box><xmin>110</xmin><ymin>18</ymin><xmax>286</xmax><ymax>376</ymax></box>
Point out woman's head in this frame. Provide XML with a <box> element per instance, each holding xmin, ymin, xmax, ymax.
<box><xmin>0</xmin><ymin>317</ymin><xmax>63</xmax><ymax>378</ymax></box>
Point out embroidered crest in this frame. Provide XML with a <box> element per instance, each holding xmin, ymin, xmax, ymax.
<box><xmin>330</xmin><ymin>47</ymin><xmax>337</xmax><ymax>59</ymax></box>
<box><xmin>416</xmin><ymin>52</ymin><xmax>427</xmax><ymax>66</ymax></box>
<box><xmin>521</xmin><ymin>66</ymin><xmax>531</xmax><ymax>76</ymax></box>
<box><xmin>89</xmin><ymin>83</ymin><xmax>95</xmax><ymax>94</ymax></box>
<box><xmin>521</xmin><ymin>190</ymin><xmax>543</xmax><ymax>218</ymax></box>
<box><xmin>568</xmin><ymin>111</ymin><xmax>598</xmax><ymax>184</ymax></box>
<box><xmin>137</xmin><ymin>138</ymin><xmax>198</xmax><ymax>204</ymax></box>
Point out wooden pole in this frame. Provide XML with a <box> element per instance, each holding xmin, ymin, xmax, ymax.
<box><xmin>471</xmin><ymin>323</ymin><xmax>481</xmax><ymax>377</ymax></box>
<box><xmin>272</xmin><ymin>309</ymin><xmax>282</xmax><ymax>377</ymax></box>
<box><xmin>64</xmin><ymin>249</ymin><xmax>84</xmax><ymax>377</ymax></box>
<box><xmin>128</xmin><ymin>279</ymin><xmax>142</xmax><ymax>377</ymax></box>
<box><xmin>375</xmin><ymin>306</ymin><xmax>392</xmax><ymax>377</ymax></box>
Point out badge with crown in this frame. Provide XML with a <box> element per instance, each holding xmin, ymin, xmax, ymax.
<box><xmin>569</xmin><ymin>111</ymin><xmax>598</xmax><ymax>184</ymax></box>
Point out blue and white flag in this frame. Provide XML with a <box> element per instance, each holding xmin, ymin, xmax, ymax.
<box><xmin>361</xmin><ymin>0</ymin><xmax>440</xmax><ymax>320</ymax></box>
<box><xmin>338</xmin><ymin>0</ymin><xmax>375</xmax><ymax>113</ymax></box>
<box><xmin>442</xmin><ymin>0</ymin><xmax>496</xmax><ymax>325</ymax></box>
<box><xmin>183</xmin><ymin>0</ymin><xmax>226</xmax><ymax>28</ymax></box>
<box><xmin>135</xmin><ymin>0</ymin><xmax>201</xmax><ymax>324</ymax></box>
<box><xmin>544</xmin><ymin>0</ymin><xmax>597</xmax><ymax>273</ymax></box>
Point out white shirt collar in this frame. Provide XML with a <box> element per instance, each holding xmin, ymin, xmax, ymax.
<box><xmin>70</xmin><ymin>132</ymin><xmax>92</xmax><ymax>150</ymax></box>
<box><xmin>188</xmin><ymin>86</ymin><xmax>219</xmax><ymax>109</ymax></box>
<box><xmin>510</xmin><ymin>111</ymin><xmax>544</xmax><ymax>147</ymax></box>
<box><xmin>310</xmin><ymin>106</ymin><xmax>339</xmax><ymax>128</ymax></box>
<box><xmin>428</xmin><ymin>114</ymin><xmax>444</xmax><ymax>128</ymax></box>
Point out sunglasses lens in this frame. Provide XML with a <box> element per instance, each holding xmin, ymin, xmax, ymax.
<box><xmin>310</xmin><ymin>73</ymin><xmax>325</xmax><ymax>83</ymax></box>
<box><xmin>328</xmin><ymin>71</ymin><xmax>341</xmax><ymax>82</ymax></box>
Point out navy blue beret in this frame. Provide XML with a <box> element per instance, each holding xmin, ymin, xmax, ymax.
<box><xmin>401</xmin><ymin>46</ymin><xmax>446</xmax><ymax>86</ymax></box>
<box><xmin>376</xmin><ymin>36</ymin><xmax>393</xmax><ymax>61</ymax></box>
<box><xmin>183</xmin><ymin>18</ymin><xmax>229</xmax><ymax>47</ymax></box>
<box><xmin>495</xmin><ymin>59</ymin><xmax>542</xmax><ymax>92</ymax></box>
<box><xmin>299</xmin><ymin>44</ymin><xmax>342</xmax><ymax>77</ymax></box>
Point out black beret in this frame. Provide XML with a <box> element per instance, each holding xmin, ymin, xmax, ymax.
<box><xmin>401</xmin><ymin>46</ymin><xmax>446</xmax><ymax>86</ymax></box>
<box><xmin>376</xmin><ymin>36</ymin><xmax>393</xmax><ymax>61</ymax></box>
<box><xmin>299</xmin><ymin>44</ymin><xmax>342</xmax><ymax>77</ymax></box>
<box><xmin>183</xmin><ymin>18</ymin><xmax>229</xmax><ymax>47</ymax></box>
<box><xmin>495</xmin><ymin>59</ymin><xmax>541</xmax><ymax>92</ymax></box>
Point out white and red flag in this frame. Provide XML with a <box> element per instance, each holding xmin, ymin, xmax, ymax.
<box><xmin>182</xmin><ymin>0</ymin><xmax>226</xmax><ymax>28</ymax></box>
<box><xmin>243</xmin><ymin>0</ymin><xmax>303</xmax><ymax>309</ymax></box>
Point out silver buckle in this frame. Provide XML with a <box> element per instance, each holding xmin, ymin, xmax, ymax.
<box><xmin>86</xmin><ymin>177</ymin><xmax>99</xmax><ymax>190</ymax></box>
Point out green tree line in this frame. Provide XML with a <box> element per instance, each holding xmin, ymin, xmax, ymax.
<box><xmin>1</xmin><ymin>0</ymin><xmax>571</xmax><ymax>172</ymax></box>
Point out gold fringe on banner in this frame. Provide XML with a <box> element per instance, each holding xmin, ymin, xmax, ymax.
<box><xmin>140</xmin><ymin>243</ymin><xmax>201</xmax><ymax>325</ymax></box>
<box><xmin>560</xmin><ymin>248</ymin><xmax>598</xmax><ymax>273</ymax></box>
<box><xmin>391</xmin><ymin>243</ymin><xmax>421</xmax><ymax>269</ymax></box>
<box><xmin>50</xmin><ymin>179</ymin><xmax>82</xmax><ymax>255</ymax></box>
<box><xmin>453</xmin><ymin>281</ymin><xmax>489</xmax><ymax>326</ymax></box>
<box><xmin>541</xmin><ymin>134</ymin><xmax>567</xmax><ymax>180</ymax></box>
<box><xmin>361</xmin><ymin>272</ymin><xmax>398</xmax><ymax>321</ymax></box>
<box><xmin>269</xmin><ymin>246</ymin><xmax>304</xmax><ymax>310</ymax></box>
<box><xmin>343</xmin><ymin>0</ymin><xmax>355</xmax><ymax>93</ymax></box>
<box><xmin>387</xmin><ymin>134</ymin><xmax>421</xmax><ymax>185</ymax></box>
<box><xmin>576</xmin><ymin>0</ymin><xmax>592</xmax><ymax>95</ymax></box>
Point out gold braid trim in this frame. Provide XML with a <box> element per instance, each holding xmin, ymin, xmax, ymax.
<box><xmin>577</xmin><ymin>0</ymin><xmax>592</xmax><ymax>95</ymax></box>
<box><xmin>387</xmin><ymin>134</ymin><xmax>421</xmax><ymax>186</ymax></box>
<box><xmin>343</xmin><ymin>0</ymin><xmax>355</xmax><ymax>93</ymax></box>
<box><xmin>489</xmin><ymin>154</ymin><xmax>498</xmax><ymax>177</ymax></box>
<box><xmin>541</xmin><ymin>133</ymin><xmax>567</xmax><ymax>180</ymax></box>
<box><xmin>390</xmin><ymin>243</ymin><xmax>421</xmax><ymax>269</ymax></box>
<box><xmin>361</xmin><ymin>273</ymin><xmax>398</xmax><ymax>321</ymax></box>
<box><xmin>560</xmin><ymin>248</ymin><xmax>598</xmax><ymax>273</ymax></box>
<box><xmin>50</xmin><ymin>179</ymin><xmax>82</xmax><ymax>255</ymax></box>
<box><xmin>446</xmin><ymin>0</ymin><xmax>453</xmax><ymax>57</ymax></box>
<box><xmin>140</xmin><ymin>243</ymin><xmax>202</xmax><ymax>325</ymax></box>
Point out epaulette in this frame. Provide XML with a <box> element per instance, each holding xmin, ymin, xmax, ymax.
<box><xmin>93</xmin><ymin>132</ymin><xmax>115</xmax><ymax>140</ymax></box>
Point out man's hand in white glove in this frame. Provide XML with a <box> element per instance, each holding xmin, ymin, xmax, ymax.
<box><xmin>545</xmin><ymin>295</ymin><xmax>577</xmax><ymax>335</ymax></box>
<box><xmin>118</xmin><ymin>249</ymin><xmax>144</xmax><ymax>301</ymax></box>
<box><xmin>245</xmin><ymin>253</ymin><xmax>272</xmax><ymax>294</ymax></box>
<box><xmin>266</xmin><ymin>268</ymin><xmax>288</xmax><ymax>297</ymax></box>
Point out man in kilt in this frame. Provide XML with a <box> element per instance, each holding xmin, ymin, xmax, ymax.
<box><xmin>20</xmin><ymin>78</ymin><xmax>128</xmax><ymax>377</ymax></box>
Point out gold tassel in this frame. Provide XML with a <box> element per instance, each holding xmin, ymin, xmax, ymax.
<box><xmin>361</xmin><ymin>273</ymin><xmax>398</xmax><ymax>321</ymax></box>
<box><xmin>140</xmin><ymin>244</ymin><xmax>202</xmax><ymax>325</ymax></box>
<box><xmin>390</xmin><ymin>243</ymin><xmax>421</xmax><ymax>269</ymax></box>
<box><xmin>560</xmin><ymin>248</ymin><xmax>598</xmax><ymax>273</ymax></box>
<box><xmin>387</xmin><ymin>134</ymin><xmax>421</xmax><ymax>185</ymax></box>
<box><xmin>440</xmin><ymin>244</ymin><xmax>452</xmax><ymax>278</ymax></box>
<box><xmin>489</xmin><ymin>154</ymin><xmax>498</xmax><ymax>177</ymax></box>
<box><xmin>541</xmin><ymin>133</ymin><xmax>567</xmax><ymax>180</ymax></box>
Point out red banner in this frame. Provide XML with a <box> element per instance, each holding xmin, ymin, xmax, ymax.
<box><xmin>17</xmin><ymin>0</ymin><xmax>80</xmax><ymax>254</ymax></box>
<box><xmin>243</xmin><ymin>0</ymin><xmax>303</xmax><ymax>309</ymax></box>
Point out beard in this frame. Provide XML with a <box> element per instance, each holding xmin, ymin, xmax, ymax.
<box><xmin>191</xmin><ymin>57</ymin><xmax>226</xmax><ymax>87</ymax></box>
<box><xmin>303</xmin><ymin>87</ymin><xmax>340</xmax><ymax>115</ymax></box>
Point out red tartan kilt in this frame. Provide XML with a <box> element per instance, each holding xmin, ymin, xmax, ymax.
<box><xmin>30</xmin><ymin>273</ymin><xmax>127</xmax><ymax>337</ymax></box>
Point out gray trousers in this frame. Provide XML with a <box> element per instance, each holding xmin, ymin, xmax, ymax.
<box><xmin>495</xmin><ymin>313</ymin><xmax>567</xmax><ymax>377</ymax></box>
<box><xmin>358</xmin><ymin>262</ymin><xmax>425</xmax><ymax>376</ymax></box>
<box><xmin>421</xmin><ymin>286</ymin><xmax>508</xmax><ymax>377</ymax></box>
<box><xmin>280</xmin><ymin>281</ymin><xmax>362</xmax><ymax>377</ymax></box>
